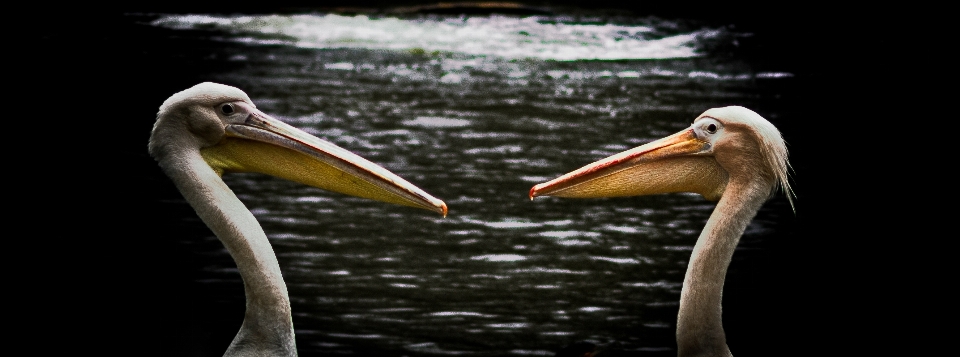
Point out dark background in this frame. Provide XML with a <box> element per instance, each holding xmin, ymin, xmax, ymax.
<box><xmin>27</xmin><ymin>2</ymin><xmax>897</xmax><ymax>355</ymax></box>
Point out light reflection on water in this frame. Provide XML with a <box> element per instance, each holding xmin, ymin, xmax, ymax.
<box><xmin>149</xmin><ymin>9</ymin><xmax>796</xmax><ymax>356</ymax></box>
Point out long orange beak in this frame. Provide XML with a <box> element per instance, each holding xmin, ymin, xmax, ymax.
<box><xmin>530</xmin><ymin>128</ymin><xmax>727</xmax><ymax>202</ymax></box>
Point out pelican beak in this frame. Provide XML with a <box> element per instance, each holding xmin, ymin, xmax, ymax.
<box><xmin>200</xmin><ymin>107</ymin><xmax>447</xmax><ymax>216</ymax></box>
<box><xmin>530</xmin><ymin>128</ymin><xmax>727</xmax><ymax>202</ymax></box>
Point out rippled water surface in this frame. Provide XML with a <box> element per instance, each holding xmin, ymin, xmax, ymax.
<box><xmin>142</xmin><ymin>10</ymin><xmax>797</xmax><ymax>356</ymax></box>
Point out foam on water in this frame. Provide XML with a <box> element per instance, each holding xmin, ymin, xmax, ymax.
<box><xmin>151</xmin><ymin>13</ymin><xmax>715</xmax><ymax>60</ymax></box>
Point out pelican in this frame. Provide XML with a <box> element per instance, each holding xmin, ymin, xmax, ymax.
<box><xmin>530</xmin><ymin>106</ymin><xmax>794</xmax><ymax>357</ymax></box>
<box><xmin>148</xmin><ymin>82</ymin><xmax>447</xmax><ymax>357</ymax></box>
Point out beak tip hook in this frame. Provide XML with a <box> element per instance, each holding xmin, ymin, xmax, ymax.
<box><xmin>529</xmin><ymin>186</ymin><xmax>539</xmax><ymax>201</ymax></box>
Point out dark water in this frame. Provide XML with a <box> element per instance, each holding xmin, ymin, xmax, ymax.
<box><xmin>104</xmin><ymin>8</ymin><xmax>807</xmax><ymax>357</ymax></box>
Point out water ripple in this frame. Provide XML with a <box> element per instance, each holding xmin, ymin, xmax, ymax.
<box><xmin>471</xmin><ymin>254</ymin><xmax>527</xmax><ymax>262</ymax></box>
<box><xmin>403</xmin><ymin>116</ymin><xmax>472</xmax><ymax>127</ymax></box>
<box><xmin>590</xmin><ymin>256</ymin><xmax>642</xmax><ymax>264</ymax></box>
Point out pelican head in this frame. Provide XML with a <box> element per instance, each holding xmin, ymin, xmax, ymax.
<box><xmin>149</xmin><ymin>82</ymin><xmax>447</xmax><ymax>215</ymax></box>
<box><xmin>530</xmin><ymin>106</ymin><xmax>794</xmax><ymax>210</ymax></box>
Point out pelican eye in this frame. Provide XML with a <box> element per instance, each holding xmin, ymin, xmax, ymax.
<box><xmin>220</xmin><ymin>103</ymin><xmax>235</xmax><ymax>115</ymax></box>
<box><xmin>706</xmin><ymin>123</ymin><xmax>718</xmax><ymax>134</ymax></box>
